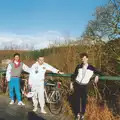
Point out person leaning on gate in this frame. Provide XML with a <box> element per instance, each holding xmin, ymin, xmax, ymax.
<box><xmin>28</xmin><ymin>56</ymin><xmax>64</xmax><ymax>114</ymax></box>
<box><xmin>70</xmin><ymin>53</ymin><xmax>101</xmax><ymax>120</ymax></box>
<box><xmin>6</xmin><ymin>53</ymin><xmax>30</xmax><ymax>106</ymax></box>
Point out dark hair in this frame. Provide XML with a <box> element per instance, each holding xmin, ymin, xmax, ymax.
<box><xmin>13</xmin><ymin>53</ymin><xmax>20</xmax><ymax>57</ymax></box>
<box><xmin>80</xmin><ymin>53</ymin><xmax>88</xmax><ymax>58</ymax></box>
<box><xmin>39</xmin><ymin>55</ymin><xmax>44</xmax><ymax>58</ymax></box>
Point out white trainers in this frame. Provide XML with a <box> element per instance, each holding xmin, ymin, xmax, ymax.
<box><xmin>9</xmin><ymin>100</ymin><xmax>14</xmax><ymax>105</ymax></box>
<box><xmin>80</xmin><ymin>115</ymin><xmax>84</xmax><ymax>120</ymax></box>
<box><xmin>41</xmin><ymin>109</ymin><xmax>47</xmax><ymax>114</ymax></box>
<box><xmin>17</xmin><ymin>101</ymin><xmax>25</xmax><ymax>106</ymax></box>
<box><xmin>33</xmin><ymin>107</ymin><xmax>38</xmax><ymax>112</ymax></box>
<box><xmin>76</xmin><ymin>113</ymin><xmax>80</xmax><ymax>120</ymax></box>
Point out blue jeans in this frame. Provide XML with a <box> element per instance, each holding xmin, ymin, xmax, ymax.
<box><xmin>8</xmin><ymin>77</ymin><xmax>21</xmax><ymax>102</ymax></box>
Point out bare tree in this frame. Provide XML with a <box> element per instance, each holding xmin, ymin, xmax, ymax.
<box><xmin>84</xmin><ymin>0</ymin><xmax>120</xmax><ymax>41</ymax></box>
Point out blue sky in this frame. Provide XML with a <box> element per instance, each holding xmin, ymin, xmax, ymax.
<box><xmin>0</xmin><ymin>0</ymin><xmax>108</xmax><ymax>49</ymax></box>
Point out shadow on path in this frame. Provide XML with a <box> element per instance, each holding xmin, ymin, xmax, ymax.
<box><xmin>28</xmin><ymin>112</ymin><xmax>45</xmax><ymax>120</ymax></box>
<box><xmin>0</xmin><ymin>118</ymin><xmax>5</xmax><ymax>120</ymax></box>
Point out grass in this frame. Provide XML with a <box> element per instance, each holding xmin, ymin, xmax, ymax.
<box><xmin>86</xmin><ymin>97</ymin><xmax>120</xmax><ymax>120</ymax></box>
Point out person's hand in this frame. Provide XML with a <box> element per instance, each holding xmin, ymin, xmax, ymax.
<box><xmin>58</xmin><ymin>71</ymin><xmax>64</xmax><ymax>74</ymax></box>
<box><xmin>70</xmin><ymin>82</ymin><xmax>74</xmax><ymax>90</ymax></box>
<box><xmin>29</xmin><ymin>84</ymin><xmax>32</xmax><ymax>88</ymax></box>
<box><xmin>94</xmin><ymin>76</ymin><xmax>99</xmax><ymax>84</ymax></box>
<box><xmin>6</xmin><ymin>77</ymin><xmax>10</xmax><ymax>82</ymax></box>
<box><xmin>5</xmin><ymin>78</ymin><xmax>9</xmax><ymax>83</ymax></box>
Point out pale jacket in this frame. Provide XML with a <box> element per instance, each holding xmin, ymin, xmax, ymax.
<box><xmin>72</xmin><ymin>63</ymin><xmax>100</xmax><ymax>85</ymax></box>
<box><xmin>28</xmin><ymin>62</ymin><xmax>59</xmax><ymax>86</ymax></box>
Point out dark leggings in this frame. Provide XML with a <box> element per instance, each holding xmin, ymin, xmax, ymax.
<box><xmin>74</xmin><ymin>82</ymin><xmax>88</xmax><ymax>116</ymax></box>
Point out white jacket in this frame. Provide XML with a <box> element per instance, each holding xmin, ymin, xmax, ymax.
<box><xmin>76</xmin><ymin>69</ymin><xmax>93</xmax><ymax>84</ymax></box>
<box><xmin>73</xmin><ymin>64</ymin><xmax>99</xmax><ymax>85</ymax></box>
<box><xmin>28</xmin><ymin>62</ymin><xmax>59</xmax><ymax>86</ymax></box>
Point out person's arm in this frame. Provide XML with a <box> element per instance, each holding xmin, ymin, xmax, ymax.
<box><xmin>71</xmin><ymin>64</ymin><xmax>80</xmax><ymax>82</ymax></box>
<box><xmin>70</xmin><ymin>64</ymin><xmax>80</xmax><ymax>90</ymax></box>
<box><xmin>45</xmin><ymin>63</ymin><xmax>62</xmax><ymax>74</ymax></box>
<box><xmin>94</xmin><ymin>67</ymin><xmax>103</xmax><ymax>76</ymax></box>
<box><xmin>28</xmin><ymin>74</ymin><xmax>33</xmax><ymax>88</ymax></box>
<box><xmin>94</xmin><ymin>75</ymin><xmax>99</xmax><ymax>84</ymax></box>
<box><xmin>22</xmin><ymin>63</ymin><xmax>30</xmax><ymax>73</ymax></box>
<box><xmin>6</xmin><ymin>64</ymin><xmax>12</xmax><ymax>82</ymax></box>
<box><xmin>93</xmin><ymin>66</ymin><xmax>103</xmax><ymax>84</ymax></box>
<box><xmin>28</xmin><ymin>64</ymin><xmax>36</xmax><ymax>87</ymax></box>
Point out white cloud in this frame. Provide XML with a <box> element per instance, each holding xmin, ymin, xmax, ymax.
<box><xmin>0</xmin><ymin>31</ymin><xmax>75</xmax><ymax>50</ymax></box>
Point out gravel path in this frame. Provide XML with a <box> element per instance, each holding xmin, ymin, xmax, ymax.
<box><xmin>0</xmin><ymin>95</ymin><xmax>61</xmax><ymax>120</ymax></box>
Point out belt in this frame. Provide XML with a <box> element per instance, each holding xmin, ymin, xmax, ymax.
<box><xmin>12</xmin><ymin>76</ymin><xmax>19</xmax><ymax>78</ymax></box>
<box><xmin>75</xmin><ymin>81</ymin><xmax>88</xmax><ymax>86</ymax></box>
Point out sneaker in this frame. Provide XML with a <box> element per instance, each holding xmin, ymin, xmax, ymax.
<box><xmin>80</xmin><ymin>115</ymin><xmax>84</xmax><ymax>120</ymax></box>
<box><xmin>18</xmin><ymin>101</ymin><xmax>25</xmax><ymax>106</ymax></box>
<box><xmin>76</xmin><ymin>113</ymin><xmax>80</xmax><ymax>120</ymax></box>
<box><xmin>9</xmin><ymin>100</ymin><xmax>14</xmax><ymax>105</ymax></box>
<box><xmin>33</xmin><ymin>107</ymin><xmax>37</xmax><ymax>112</ymax></box>
<box><xmin>41</xmin><ymin>109</ymin><xmax>47</xmax><ymax>114</ymax></box>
